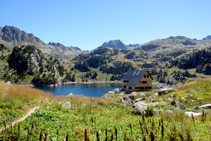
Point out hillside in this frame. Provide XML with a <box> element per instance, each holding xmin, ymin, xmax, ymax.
<box><xmin>0</xmin><ymin>44</ymin><xmax>69</xmax><ymax>85</ymax></box>
<box><xmin>72</xmin><ymin>46</ymin><xmax>211</xmax><ymax>84</ymax></box>
<box><xmin>0</xmin><ymin>78</ymin><xmax>211</xmax><ymax>140</ymax></box>
<box><xmin>0</xmin><ymin>26</ymin><xmax>82</xmax><ymax>59</ymax></box>
<box><xmin>1</xmin><ymin>44</ymin><xmax>210</xmax><ymax>86</ymax></box>
<box><xmin>0</xmin><ymin>25</ymin><xmax>211</xmax><ymax>85</ymax></box>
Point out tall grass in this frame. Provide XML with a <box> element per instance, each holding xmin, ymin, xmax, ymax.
<box><xmin>0</xmin><ymin>79</ymin><xmax>211</xmax><ymax>140</ymax></box>
<box><xmin>0</xmin><ymin>81</ymin><xmax>52</xmax><ymax>128</ymax></box>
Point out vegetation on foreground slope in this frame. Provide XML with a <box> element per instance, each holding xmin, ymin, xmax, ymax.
<box><xmin>0</xmin><ymin>78</ymin><xmax>211</xmax><ymax>140</ymax></box>
<box><xmin>0</xmin><ymin>81</ymin><xmax>52</xmax><ymax>128</ymax></box>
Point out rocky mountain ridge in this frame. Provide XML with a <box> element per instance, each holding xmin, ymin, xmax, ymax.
<box><xmin>202</xmin><ymin>35</ymin><xmax>211</xmax><ymax>40</ymax></box>
<box><xmin>0</xmin><ymin>26</ymin><xmax>82</xmax><ymax>59</ymax></box>
<box><xmin>134</xmin><ymin>36</ymin><xmax>211</xmax><ymax>53</ymax></box>
<box><xmin>1</xmin><ymin>26</ymin><xmax>211</xmax><ymax>56</ymax></box>
<box><xmin>99</xmin><ymin>39</ymin><xmax>140</xmax><ymax>49</ymax></box>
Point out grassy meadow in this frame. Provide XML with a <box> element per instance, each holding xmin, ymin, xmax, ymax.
<box><xmin>0</xmin><ymin>81</ymin><xmax>52</xmax><ymax>128</ymax></box>
<box><xmin>0</xmin><ymin>78</ymin><xmax>211</xmax><ymax>140</ymax></box>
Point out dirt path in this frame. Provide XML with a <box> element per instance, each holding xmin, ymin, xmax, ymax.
<box><xmin>0</xmin><ymin>107</ymin><xmax>39</xmax><ymax>132</ymax></box>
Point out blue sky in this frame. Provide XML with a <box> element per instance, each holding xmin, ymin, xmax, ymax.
<box><xmin>0</xmin><ymin>0</ymin><xmax>211</xmax><ymax>50</ymax></box>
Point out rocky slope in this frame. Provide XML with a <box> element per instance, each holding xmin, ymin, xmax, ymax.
<box><xmin>72</xmin><ymin>44</ymin><xmax>210</xmax><ymax>83</ymax></box>
<box><xmin>8</xmin><ymin>45</ymin><xmax>44</xmax><ymax>74</ymax></box>
<box><xmin>2</xmin><ymin>45</ymin><xmax>65</xmax><ymax>85</ymax></box>
<box><xmin>0</xmin><ymin>26</ymin><xmax>82</xmax><ymax>59</ymax></box>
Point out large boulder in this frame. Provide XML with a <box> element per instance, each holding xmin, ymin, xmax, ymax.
<box><xmin>197</xmin><ymin>98</ymin><xmax>203</xmax><ymax>101</ymax></box>
<box><xmin>170</xmin><ymin>94</ymin><xmax>177</xmax><ymax>98</ymax></box>
<box><xmin>187</xmin><ymin>72</ymin><xmax>198</xmax><ymax>77</ymax></box>
<box><xmin>165</xmin><ymin>97</ymin><xmax>172</xmax><ymax>101</ymax></box>
<box><xmin>170</xmin><ymin>100</ymin><xmax>186</xmax><ymax>110</ymax></box>
<box><xmin>128</xmin><ymin>95</ymin><xmax>135</xmax><ymax>100</ymax></box>
<box><xmin>148</xmin><ymin>102</ymin><xmax>167</xmax><ymax>107</ymax></box>
<box><xmin>185</xmin><ymin>112</ymin><xmax>202</xmax><ymax>117</ymax></box>
<box><xmin>191</xmin><ymin>89</ymin><xmax>197</xmax><ymax>94</ymax></box>
<box><xmin>130</xmin><ymin>92</ymin><xmax>137</xmax><ymax>96</ymax></box>
<box><xmin>62</xmin><ymin>102</ymin><xmax>71</xmax><ymax>111</ymax></box>
<box><xmin>181</xmin><ymin>97</ymin><xmax>187</xmax><ymax>101</ymax></box>
<box><xmin>6</xmin><ymin>81</ymin><xmax>11</xmax><ymax>86</ymax></box>
<box><xmin>120</xmin><ymin>96</ymin><xmax>134</xmax><ymax>106</ymax></box>
<box><xmin>139</xmin><ymin>92</ymin><xmax>146</xmax><ymax>96</ymax></box>
<box><xmin>130</xmin><ymin>101</ymin><xmax>147</xmax><ymax>115</ymax></box>
<box><xmin>135</xmin><ymin>97</ymin><xmax>146</xmax><ymax>103</ymax></box>
<box><xmin>66</xmin><ymin>93</ymin><xmax>73</xmax><ymax>98</ymax></box>
<box><xmin>158</xmin><ymin>88</ymin><xmax>174</xmax><ymax>95</ymax></box>
<box><xmin>114</xmin><ymin>88</ymin><xmax>120</xmax><ymax>93</ymax></box>
<box><xmin>192</xmin><ymin>105</ymin><xmax>200</xmax><ymax>110</ymax></box>
<box><xmin>157</xmin><ymin>109</ymin><xmax>164</xmax><ymax>115</ymax></box>
<box><xmin>200</xmin><ymin>104</ymin><xmax>211</xmax><ymax>109</ymax></box>
<box><xmin>157</xmin><ymin>109</ymin><xmax>173</xmax><ymax>115</ymax></box>
<box><xmin>186</xmin><ymin>94</ymin><xmax>193</xmax><ymax>98</ymax></box>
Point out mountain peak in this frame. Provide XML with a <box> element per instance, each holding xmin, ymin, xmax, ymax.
<box><xmin>48</xmin><ymin>42</ymin><xmax>81</xmax><ymax>51</ymax></box>
<box><xmin>202</xmin><ymin>35</ymin><xmax>211</xmax><ymax>40</ymax></box>
<box><xmin>100</xmin><ymin>40</ymin><xmax>127</xmax><ymax>49</ymax></box>
<box><xmin>0</xmin><ymin>25</ymin><xmax>82</xmax><ymax>58</ymax></box>
<box><xmin>48</xmin><ymin>42</ymin><xmax>65</xmax><ymax>48</ymax></box>
<box><xmin>1</xmin><ymin>25</ymin><xmax>41</xmax><ymax>43</ymax></box>
<box><xmin>167</xmin><ymin>36</ymin><xmax>190</xmax><ymax>40</ymax></box>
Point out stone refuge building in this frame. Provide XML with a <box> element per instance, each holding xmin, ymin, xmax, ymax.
<box><xmin>122</xmin><ymin>70</ymin><xmax>153</xmax><ymax>92</ymax></box>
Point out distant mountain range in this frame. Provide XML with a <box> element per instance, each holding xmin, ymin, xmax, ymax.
<box><xmin>0</xmin><ymin>25</ymin><xmax>210</xmax><ymax>85</ymax></box>
<box><xmin>0</xmin><ymin>25</ymin><xmax>211</xmax><ymax>58</ymax></box>
<box><xmin>98</xmin><ymin>36</ymin><xmax>211</xmax><ymax>51</ymax></box>
<box><xmin>134</xmin><ymin>36</ymin><xmax>211</xmax><ymax>53</ymax></box>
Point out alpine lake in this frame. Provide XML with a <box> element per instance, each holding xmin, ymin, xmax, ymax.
<box><xmin>34</xmin><ymin>83</ymin><xmax>123</xmax><ymax>97</ymax></box>
<box><xmin>35</xmin><ymin>83</ymin><xmax>158</xmax><ymax>98</ymax></box>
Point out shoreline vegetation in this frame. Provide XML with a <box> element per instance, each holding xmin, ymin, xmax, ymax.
<box><xmin>22</xmin><ymin>81</ymin><xmax>122</xmax><ymax>87</ymax></box>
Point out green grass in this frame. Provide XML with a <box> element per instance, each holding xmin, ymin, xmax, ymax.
<box><xmin>148</xmin><ymin>78</ymin><xmax>211</xmax><ymax>109</ymax></box>
<box><xmin>0</xmin><ymin>81</ymin><xmax>52</xmax><ymax>127</ymax></box>
<box><xmin>0</xmin><ymin>78</ymin><xmax>211</xmax><ymax>140</ymax></box>
<box><xmin>1</xmin><ymin>98</ymin><xmax>211</xmax><ymax>140</ymax></box>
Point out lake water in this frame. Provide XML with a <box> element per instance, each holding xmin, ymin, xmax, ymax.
<box><xmin>34</xmin><ymin>83</ymin><xmax>122</xmax><ymax>97</ymax></box>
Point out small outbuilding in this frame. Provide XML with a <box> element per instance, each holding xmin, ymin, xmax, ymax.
<box><xmin>122</xmin><ymin>70</ymin><xmax>153</xmax><ymax>92</ymax></box>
